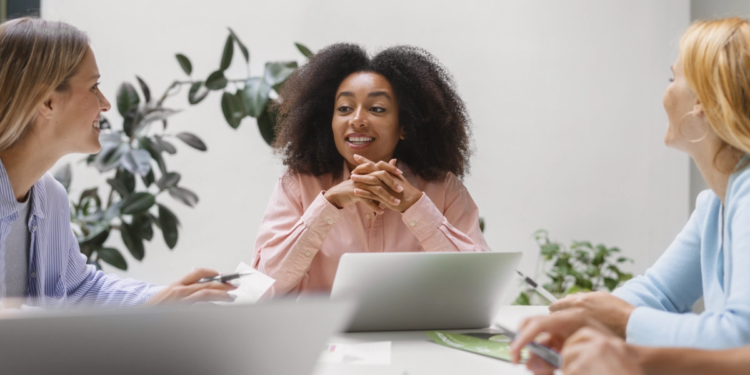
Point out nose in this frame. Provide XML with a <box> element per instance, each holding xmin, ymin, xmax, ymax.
<box><xmin>99</xmin><ymin>91</ymin><xmax>112</xmax><ymax>113</ymax></box>
<box><xmin>350</xmin><ymin>106</ymin><xmax>367</xmax><ymax>128</ymax></box>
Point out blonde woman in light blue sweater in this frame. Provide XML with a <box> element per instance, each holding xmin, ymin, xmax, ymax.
<box><xmin>511</xmin><ymin>17</ymin><xmax>750</xmax><ymax>366</ymax></box>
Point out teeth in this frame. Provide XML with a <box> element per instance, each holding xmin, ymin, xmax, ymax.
<box><xmin>93</xmin><ymin>122</ymin><xmax>100</xmax><ymax>129</ymax></box>
<box><xmin>348</xmin><ymin>137</ymin><xmax>373</xmax><ymax>143</ymax></box>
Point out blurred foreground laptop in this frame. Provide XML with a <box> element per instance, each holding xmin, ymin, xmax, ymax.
<box><xmin>0</xmin><ymin>299</ymin><xmax>353</xmax><ymax>375</ymax></box>
<box><xmin>331</xmin><ymin>252</ymin><xmax>522</xmax><ymax>332</ymax></box>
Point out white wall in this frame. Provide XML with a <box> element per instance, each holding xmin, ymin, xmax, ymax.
<box><xmin>41</xmin><ymin>0</ymin><xmax>690</xmax><ymax>296</ymax></box>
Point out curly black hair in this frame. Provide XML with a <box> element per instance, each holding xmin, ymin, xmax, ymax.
<box><xmin>273</xmin><ymin>43</ymin><xmax>472</xmax><ymax>181</ymax></box>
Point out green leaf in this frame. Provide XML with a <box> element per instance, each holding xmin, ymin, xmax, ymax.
<box><xmin>221</xmin><ymin>91</ymin><xmax>244</xmax><ymax>129</ymax></box>
<box><xmin>256</xmin><ymin>105</ymin><xmax>277</xmax><ymax>145</ymax></box>
<box><xmin>175</xmin><ymin>132</ymin><xmax>207</xmax><ymax>151</ymax></box>
<box><xmin>120</xmin><ymin>192</ymin><xmax>156</xmax><ymax>215</ymax></box>
<box><xmin>122</xmin><ymin>107</ymin><xmax>142</xmax><ymax>137</ymax></box>
<box><xmin>131</xmin><ymin>214</ymin><xmax>153</xmax><ymax>241</ymax></box>
<box><xmin>168</xmin><ymin>186</ymin><xmax>199</xmax><ymax>207</ymax></box>
<box><xmin>139</xmin><ymin>137</ymin><xmax>167</xmax><ymax>175</ymax></box>
<box><xmin>603</xmin><ymin>277</ymin><xmax>618</xmax><ymax>291</ymax></box>
<box><xmin>264</xmin><ymin>61</ymin><xmax>297</xmax><ymax>87</ymax></box>
<box><xmin>135</xmin><ymin>76</ymin><xmax>151</xmax><ymax>103</ymax></box>
<box><xmin>617</xmin><ymin>256</ymin><xmax>632</xmax><ymax>263</ymax></box>
<box><xmin>175</xmin><ymin>53</ymin><xmax>192</xmax><ymax>75</ymax></box>
<box><xmin>79</xmin><ymin>187</ymin><xmax>101</xmax><ymax>210</ymax></box>
<box><xmin>116</xmin><ymin>83</ymin><xmax>140</xmax><ymax>117</ymax></box>
<box><xmin>541</xmin><ymin>243</ymin><xmax>560</xmax><ymax>257</ymax></box>
<box><xmin>53</xmin><ymin>163</ymin><xmax>72</xmax><ymax>192</ymax></box>
<box><xmin>120</xmin><ymin>223</ymin><xmax>144</xmax><ymax>260</ymax></box>
<box><xmin>97</xmin><ymin>247</ymin><xmax>128</xmax><ymax>270</ymax></box>
<box><xmin>478</xmin><ymin>217</ymin><xmax>485</xmax><ymax>233</ymax></box>
<box><xmin>188</xmin><ymin>82</ymin><xmax>209</xmax><ymax>105</ymax></box>
<box><xmin>158</xmin><ymin>204</ymin><xmax>179</xmax><ymax>249</ymax></box>
<box><xmin>228</xmin><ymin>28</ymin><xmax>249</xmax><ymax>62</ymax></box>
<box><xmin>116</xmin><ymin>168</ymin><xmax>136</xmax><ymax>194</ymax></box>
<box><xmin>205</xmin><ymin>70</ymin><xmax>228</xmax><ymax>90</ymax></box>
<box><xmin>142</xmin><ymin>168</ymin><xmax>155</xmax><ymax>188</ymax></box>
<box><xmin>295</xmin><ymin>42</ymin><xmax>314</xmax><ymax>58</ymax></box>
<box><xmin>156</xmin><ymin>172</ymin><xmax>181</xmax><ymax>190</ymax></box>
<box><xmin>95</xmin><ymin>143</ymin><xmax>128</xmax><ymax>173</ymax></box>
<box><xmin>514</xmin><ymin>292</ymin><xmax>531</xmax><ymax>306</ymax></box>
<box><xmin>120</xmin><ymin>149</ymin><xmax>152</xmax><ymax>177</ymax></box>
<box><xmin>154</xmin><ymin>136</ymin><xmax>177</xmax><ymax>155</ymax></box>
<box><xmin>241</xmin><ymin>77</ymin><xmax>271</xmax><ymax>118</ymax></box>
<box><xmin>220</xmin><ymin>35</ymin><xmax>234</xmax><ymax>71</ymax></box>
<box><xmin>106</xmin><ymin>178</ymin><xmax>129</xmax><ymax>198</ymax></box>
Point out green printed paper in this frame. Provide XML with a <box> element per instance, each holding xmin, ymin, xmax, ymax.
<box><xmin>426</xmin><ymin>331</ymin><xmax>528</xmax><ymax>362</ymax></box>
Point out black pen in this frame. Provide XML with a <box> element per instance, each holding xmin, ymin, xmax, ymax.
<box><xmin>517</xmin><ymin>270</ymin><xmax>558</xmax><ymax>303</ymax></box>
<box><xmin>197</xmin><ymin>271</ymin><xmax>254</xmax><ymax>284</ymax></box>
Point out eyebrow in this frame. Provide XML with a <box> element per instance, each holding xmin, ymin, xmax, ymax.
<box><xmin>336</xmin><ymin>91</ymin><xmax>392</xmax><ymax>100</ymax></box>
<box><xmin>91</xmin><ymin>74</ymin><xmax>101</xmax><ymax>80</ymax></box>
<box><xmin>368</xmin><ymin>91</ymin><xmax>391</xmax><ymax>99</ymax></box>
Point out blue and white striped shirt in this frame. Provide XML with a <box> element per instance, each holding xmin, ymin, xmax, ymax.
<box><xmin>0</xmin><ymin>159</ymin><xmax>160</xmax><ymax>308</ymax></box>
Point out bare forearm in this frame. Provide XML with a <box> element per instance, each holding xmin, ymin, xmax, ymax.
<box><xmin>634</xmin><ymin>345</ymin><xmax>750</xmax><ymax>375</ymax></box>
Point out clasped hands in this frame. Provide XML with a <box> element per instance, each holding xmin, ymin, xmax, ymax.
<box><xmin>324</xmin><ymin>154</ymin><xmax>422</xmax><ymax>214</ymax></box>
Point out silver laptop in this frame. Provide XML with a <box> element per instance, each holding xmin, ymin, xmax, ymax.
<box><xmin>0</xmin><ymin>299</ymin><xmax>353</xmax><ymax>375</ymax></box>
<box><xmin>330</xmin><ymin>252</ymin><xmax>522</xmax><ymax>332</ymax></box>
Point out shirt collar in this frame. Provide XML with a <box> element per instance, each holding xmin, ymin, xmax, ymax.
<box><xmin>0</xmin><ymin>158</ymin><xmax>46</xmax><ymax>221</ymax></box>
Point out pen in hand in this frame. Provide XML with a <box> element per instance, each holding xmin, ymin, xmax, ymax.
<box><xmin>197</xmin><ymin>271</ymin><xmax>254</xmax><ymax>284</ymax></box>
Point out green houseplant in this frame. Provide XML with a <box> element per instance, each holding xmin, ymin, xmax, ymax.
<box><xmin>515</xmin><ymin>229</ymin><xmax>634</xmax><ymax>305</ymax></box>
<box><xmin>53</xmin><ymin>29</ymin><xmax>313</xmax><ymax>271</ymax></box>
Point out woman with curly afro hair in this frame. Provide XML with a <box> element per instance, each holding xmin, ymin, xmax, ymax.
<box><xmin>252</xmin><ymin>43</ymin><xmax>489</xmax><ymax>296</ymax></box>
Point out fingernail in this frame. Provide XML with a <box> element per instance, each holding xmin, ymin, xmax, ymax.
<box><xmin>353</xmin><ymin>154</ymin><xmax>361</xmax><ymax>159</ymax></box>
<box><xmin>354</xmin><ymin>189</ymin><xmax>361</xmax><ymax>194</ymax></box>
<box><xmin>396</xmin><ymin>185</ymin><xmax>403</xmax><ymax>192</ymax></box>
<box><xmin>393</xmin><ymin>198</ymin><xmax>400</xmax><ymax>204</ymax></box>
<box><xmin>379</xmin><ymin>210</ymin><xmax>385</xmax><ymax>215</ymax></box>
<box><xmin>396</xmin><ymin>169</ymin><xmax>403</xmax><ymax>175</ymax></box>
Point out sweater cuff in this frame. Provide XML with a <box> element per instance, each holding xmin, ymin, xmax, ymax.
<box><xmin>401</xmin><ymin>193</ymin><xmax>444</xmax><ymax>242</ymax></box>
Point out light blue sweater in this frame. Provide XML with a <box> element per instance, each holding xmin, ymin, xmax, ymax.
<box><xmin>613</xmin><ymin>163</ymin><xmax>750</xmax><ymax>349</ymax></box>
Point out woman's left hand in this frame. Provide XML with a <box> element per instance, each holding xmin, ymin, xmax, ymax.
<box><xmin>549</xmin><ymin>291</ymin><xmax>636</xmax><ymax>338</ymax></box>
<box><xmin>349</xmin><ymin>154</ymin><xmax>423</xmax><ymax>213</ymax></box>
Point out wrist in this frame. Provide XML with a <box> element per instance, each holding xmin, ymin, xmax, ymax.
<box><xmin>323</xmin><ymin>190</ymin><xmax>343</xmax><ymax>209</ymax></box>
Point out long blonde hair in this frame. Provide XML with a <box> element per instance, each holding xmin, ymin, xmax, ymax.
<box><xmin>680</xmin><ymin>17</ymin><xmax>750</xmax><ymax>164</ymax></box>
<box><xmin>0</xmin><ymin>17</ymin><xmax>89</xmax><ymax>151</ymax></box>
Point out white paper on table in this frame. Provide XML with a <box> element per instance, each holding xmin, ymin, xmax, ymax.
<box><xmin>216</xmin><ymin>262</ymin><xmax>275</xmax><ymax>305</ymax></box>
<box><xmin>319</xmin><ymin>341</ymin><xmax>392</xmax><ymax>365</ymax></box>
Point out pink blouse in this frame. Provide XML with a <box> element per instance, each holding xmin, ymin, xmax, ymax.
<box><xmin>252</xmin><ymin>163</ymin><xmax>489</xmax><ymax>297</ymax></box>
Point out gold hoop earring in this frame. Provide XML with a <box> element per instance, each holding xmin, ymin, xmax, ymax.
<box><xmin>678</xmin><ymin>111</ymin><xmax>710</xmax><ymax>143</ymax></box>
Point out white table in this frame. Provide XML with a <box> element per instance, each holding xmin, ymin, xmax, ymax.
<box><xmin>312</xmin><ymin>306</ymin><xmax>549</xmax><ymax>375</ymax></box>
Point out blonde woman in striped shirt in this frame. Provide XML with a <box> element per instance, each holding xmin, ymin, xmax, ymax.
<box><xmin>0</xmin><ymin>17</ymin><xmax>234</xmax><ymax>308</ymax></box>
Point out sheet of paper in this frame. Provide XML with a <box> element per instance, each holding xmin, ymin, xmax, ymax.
<box><xmin>319</xmin><ymin>341</ymin><xmax>392</xmax><ymax>365</ymax></box>
<box><xmin>216</xmin><ymin>262</ymin><xmax>275</xmax><ymax>305</ymax></box>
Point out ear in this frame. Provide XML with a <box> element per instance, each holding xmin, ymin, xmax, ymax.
<box><xmin>692</xmin><ymin>98</ymin><xmax>704</xmax><ymax>118</ymax></box>
<box><xmin>38</xmin><ymin>92</ymin><xmax>56</xmax><ymax>120</ymax></box>
<box><xmin>399</xmin><ymin>127</ymin><xmax>406</xmax><ymax>140</ymax></box>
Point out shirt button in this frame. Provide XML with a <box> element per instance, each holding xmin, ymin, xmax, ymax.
<box><xmin>366</xmin><ymin>214</ymin><xmax>371</xmax><ymax>220</ymax></box>
<box><xmin>31</xmin><ymin>272</ymin><xmax>37</xmax><ymax>278</ymax></box>
<box><xmin>327</xmin><ymin>219</ymin><xmax>334</xmax><ymax>225</ymax></box>
<box><xmin>410</xmin><ymin>220</ymin><xmax>417</xmax><ymax>227</ymax></box>
<box><xmin>305</xmin><ymin>251</ymin><xmax>311</xmax><ymax>257</ymax></box>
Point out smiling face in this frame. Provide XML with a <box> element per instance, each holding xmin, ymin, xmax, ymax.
<box><xmin>43</xmin><ymin>46</ymin><xmax>111</xmax><ymax>155</ymax></box>
<box><xmin>332</xmin><ymin>72</ymin><xmax>403</xmax><ymax>170</ymax></box>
